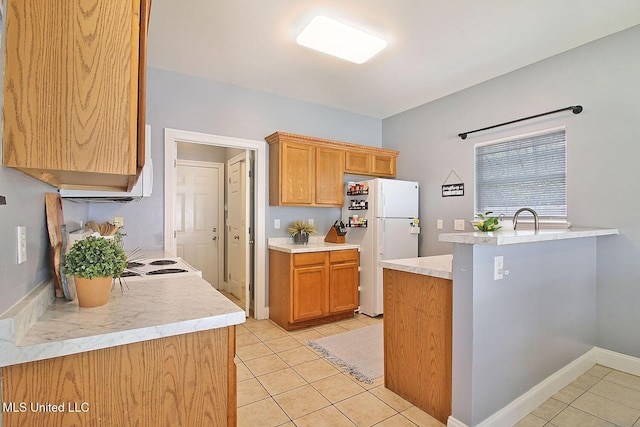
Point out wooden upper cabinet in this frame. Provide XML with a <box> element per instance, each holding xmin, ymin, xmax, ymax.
<box><xmin>345</xmin><ymin>151</ymin><xmax>396</xmax><ymax>177</ymax></box>
<box><xmin>316</xmin><ymin>147</ymin><xmax>344</xmax><ymax>206</ymax></box>
<box><xmin>371</xmin><ymin>153</ymin><xmax>396</xmax><ymax>177</ymax></box>
<box><xmin>266</xmin><ymin>132</ymin><xmax>398</xmax><ymax>207</ymax></box>
<box><xmin>2</xmin><ymin>0</ymin><xmax>151</xmax><ymax>191</ymax></box>
<box><xmin>279</xmin><ymin>141</ymin><xmax>315</xmax><ymax>205</ymax></box>
<box><xmin>268</xmin><ymin>133</ymin><xmax>344</xmax><ymax>207</ymax></box>
<box><xmin>344</xmin><ymin>151</ymin><xmax>372</xmax><ymax>175</ymax></box>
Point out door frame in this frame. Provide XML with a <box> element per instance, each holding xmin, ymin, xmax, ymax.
<box><xmin>176</xmin><ymin>159</ymin><xmax>225</xmax><ymax>289</ymax></box>
<box><xmin>164</xmin><ymin>128</ymin><xmax>268</xmax><ymax>320</ymax></box>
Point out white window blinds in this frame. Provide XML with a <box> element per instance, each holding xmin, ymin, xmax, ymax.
<box><xmin>474</xmin><ymin>128</ymin><xmax>567</xmax><ymax>218</ymax></box>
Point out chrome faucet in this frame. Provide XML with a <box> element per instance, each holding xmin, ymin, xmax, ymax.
<box><xmin>513</xmin><ymin>208</ymin><xmax>539</xmax><ymax>231</ymax></box>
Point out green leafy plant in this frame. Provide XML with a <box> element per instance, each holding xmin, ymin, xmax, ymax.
<box><xmin>474</xmin><ymin>211</ymin><xmax>502</xmax><ymax>232</ymax></box>
<box><xmin>287</xmin><ymin>221</ymin><xmax>317</xmax><ymax>236</ymax></box>
<box><xmin>63</xmin><ymin>236</ymin><xmax>127</xmax><ymax>279</ymax></box>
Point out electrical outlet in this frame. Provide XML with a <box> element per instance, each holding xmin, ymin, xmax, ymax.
<box><xmin>17</xmin><ymin>226</ymin><xmax>27</xmax><ymax>264</ymax></box>
<box><xmin>436</xmin><ymin>219</ymin><xmax>443</xmax><ymax>230</ymax></box>
<box><xmin>454</xmin><ymin>219</ymin><xmax>465</xmax><ymax>231</ymax></box>
<box><xmin>494</xmin><ymin>256</ymin><xmax>504</xmax><ymax>280</ymax></box>
<box><xmin>114</xmin><ymin>216</ymin><xmax>124</xmax><ymax>227</ymax></box>
<box><xmin>274</xmin><ymin>219</ymin><xmax>280</xmax><ymax>229</ymax></box>
<box><xmin>308</xmin><ymin>219</ymin><xmax>314</xmax><ymax>225</ymax></box>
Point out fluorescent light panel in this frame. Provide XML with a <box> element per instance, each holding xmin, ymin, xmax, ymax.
<box><xmin>296</xmin><ymin>15</ymin><xmax>387</xmax><ymax>64</ymax></box>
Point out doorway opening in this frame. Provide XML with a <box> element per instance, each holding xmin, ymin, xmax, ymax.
<box><xmin>163</xmin><ymin>128</ymin><xmax>267</xmax><ymax>320</ymax></box>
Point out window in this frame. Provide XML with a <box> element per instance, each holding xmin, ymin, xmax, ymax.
<box><xmin>474</xmin><ymin>128</ymin><xmax>567</xmax><ymax>220</ymax></box>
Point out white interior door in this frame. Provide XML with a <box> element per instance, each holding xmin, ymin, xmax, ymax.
<box><xmin>175</xmin><ymin>160</ymin><xmax>224</xmax><ymax>287</ymax></box>
<box><xmin>227</xmin><ymin>152</ymin><xmax>251</xmax><ymax>316</ymax></box>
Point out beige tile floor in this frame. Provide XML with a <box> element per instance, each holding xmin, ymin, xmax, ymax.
<box><xmin>235</xmin><ymin>315</ymin><xmax>640</xmax><ymax>427</ymax></box>
<box><xmin>518</xmin><ymin>364</ymin><xmax>640</xmax><ymax>427</ymax></box>
<box><xmin>235</xmin><ymin>314</ymin><xmax>445</xmax><ymax>426</ymax></box>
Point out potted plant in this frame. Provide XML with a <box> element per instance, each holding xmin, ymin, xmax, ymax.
<box><xmin>63</xmin><ymin>236</ymin><xmax>127</xmax><ymax>307</ymax></box>
<box><xmin>474</xmin><ymin>211</ymin><xmax>502</xmax><ymax>232</ymax></box>
<box><xmin>287</xmin><ymin>220</ymin><xmax>316</xmax><ymax>244</ymax></box>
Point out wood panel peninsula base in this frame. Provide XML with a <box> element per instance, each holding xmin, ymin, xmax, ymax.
<box><xmin>2</xmin><ymin>328</ymin><xmax>236</xmax><ymax>427</ymax></box>
<box><xmin>381</xmin><ymin>255</ymin><xmax>453</xmax><ymax>424</ymax></box>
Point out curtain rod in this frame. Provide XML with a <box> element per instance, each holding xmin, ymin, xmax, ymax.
<box><xmin>458</xmin><ymin>105</ymin><xmax>583</xmax><ymax>140</ymax></box>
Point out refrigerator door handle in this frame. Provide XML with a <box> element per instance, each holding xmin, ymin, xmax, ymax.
<box><xmin>379</xmin><ymin>218</ymin><xmax>385</xmax><ymax>254</ymax></box>
<box><xmin>379</xmin><ymin>181</ymin><xmax>385</xmax><ymax>218</ymax></box>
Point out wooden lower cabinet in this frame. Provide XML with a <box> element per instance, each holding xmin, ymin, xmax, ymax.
<box><xmin>329</xmin><ymin>250</ymin><xmax>360</xmax><ymax>313</ymax></box>
<box><xmin>270</xmin><ymin>249</ymin><xmax>359</xmax><ymax>330</ymax></box>
<box><xmin>383</xmin><ymin>268</ymin><xmax>452</xmax><ymax>424</ymax></box>
<box><xmin>2</xmin><ymin>327</ymin><xmax>237</xmax><ymax>427</ymax></box>
<box><xmin>293</xmin><ymin>263</ymin><xmax>327</xmax><ymax>321</ymax></box>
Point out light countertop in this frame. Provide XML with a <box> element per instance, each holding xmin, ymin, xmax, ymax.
<box><xmin>268</xmin><ymin>236</ymin><xmax>359</xmax><ymax>253</ymax></box>
<box><xmin>379</xmin><ymin>254</ymin><xmax>453</xmax><ymax>280</ymax></box>
<box><xmin>0</xmin><ymin>275</ymin><xmax>245</xmax><ymax>367</ymax></box>
<box><xmin>438</xmin><ymin>227</ymin><xmax>619</xmax><ymax>246</ymax></box>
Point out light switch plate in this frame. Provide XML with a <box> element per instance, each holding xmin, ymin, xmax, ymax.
<box><xmin>436</xmin><ymin>219</ymin><xmax>443</xmax><ymax>230</ymax></box>
<box><xmin>274</xmin><ymin>219</ymin><xmax>280</xmax><ymax>229</ymax></box>
<box><xmin>494</xmin><ymin>256</ymin><xmax>504</xmax><ymax>280</ymax></box>
<box><xmin>114</xmin><ymin>216</ymin><xmax>124</xmax><ymax>227</ymax></box>
<box><xmin>17</xmin><ymin>226</ymin><xmax>27</xmax><ymax>264</ymax></box>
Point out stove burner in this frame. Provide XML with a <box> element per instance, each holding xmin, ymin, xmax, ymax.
<box><xmin>127</xmin><ymin>261</ymin><xmax>145</xmax><ymax>268</ymax></box>
<box><xmin>146</xmin><ymin>268</ymin><xmax>188</xmax><ymax>275</ymax></box>
<box><xmin>120</xmin><ymin>271</ymin><xmax>141</xmax><ymax>278</ymax></box>
<box><xmin>149</xmin><ymin>260</ymin><xmax>178</xmax><ymax>266</ymax></box>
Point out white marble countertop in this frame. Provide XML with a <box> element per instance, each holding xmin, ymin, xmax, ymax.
<box><xmin>438</xmin><ymin>227</ymin><xmax>619</xmax><ymax>246</ymax></box>
<box><xmin>0</xmin><ymin>275</ymin><xmax>245</xmax><ymax>367</ymax></box>
<box><xmin>379</xmin><ymin>254</ymin><xmax>453</xmax><ymax>280</ymax></box>
<box><xmin>268</xmin><ymin>236</ymin><xmax>360</xmax><ymax>253</ymax></box>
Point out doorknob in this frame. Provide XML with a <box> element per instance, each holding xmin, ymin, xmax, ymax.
<box><xmin>234</xmin><ymin>235</ymin><xmax>240</xmax><ymax>239</ymax></box>
<box><xmin>212</xmin><ymin>236</ymin><xmax>218</xmax><ymax>240</ymax></box>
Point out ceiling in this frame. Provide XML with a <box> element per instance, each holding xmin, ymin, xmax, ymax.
<box><xmin>147</xmin><ymin>1</ymin><xmax>640</xmax><ymax>119</ymax></box>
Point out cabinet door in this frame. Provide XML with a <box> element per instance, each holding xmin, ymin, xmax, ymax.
<box><xmin>2</xmin><ymin>0</ymin><xmax>145</xmax><ymax>190</ymax></box>
<box><xmin>372</xmin><ymin>154</ymin><xmax>396</xmax><ymax>177</ymax></box>
<box><xmin>316</xmin><ymin>147</ymin><xmax>344</xmax><ymax>206</ymax></box>
<box><xmin>345</xmin><ymin>151</ymin><xmax>372</xmax><ymax>175</ymax></box>
<box><xmin>329</xmin><ymin>261</ymin><xmax>359</xmax><ymax>313</ymax></box>
<box><xmin>292</xmin><ymin>265</ymin><xmax>328</xmax><ymax>321</ymax></box>
<box><xmin>280</xmin><ymin>141</ymin><xmax>315</xmax><ymax>205</ymax></box>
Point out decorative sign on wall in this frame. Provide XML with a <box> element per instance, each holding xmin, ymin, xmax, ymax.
<box><xmin>442</xmin><ymin>183</ymin><xmax>464</xmax><ymax>197</ymax></box>
<box><xmin>442</xmin><ymin>170</ymin><xmax>465</xmax><ymax>197</ymax></box>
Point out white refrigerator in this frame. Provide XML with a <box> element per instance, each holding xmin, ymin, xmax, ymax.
<box><xmin>343</xmin><ymin>178</ymin><xmax>420</xmax><ymax>316</ymax></box>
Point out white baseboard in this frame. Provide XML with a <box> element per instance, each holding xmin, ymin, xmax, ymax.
<box><xmin>594</xmin><ymin>347</ymin><xmax>640</xmax><ymax>376</ymax></box>
<box><xmin>447</xmin><ymin>416</ymin><xmax>468</xmax><ymax>427</ymax></box>
<box><xmin>447</xmin><ymin>347</ymin><xmax>640</xmax><ymax>427</ymax></box>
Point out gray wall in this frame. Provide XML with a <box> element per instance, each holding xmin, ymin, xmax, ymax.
<box><xmin>453</xmin><ymin>239</ymin><xmax>597</xmax><ymax>425</ymax></box>
<box><xmin>383</xmin><ymin>25</ymin><xmax>640</xmax><ymax>357</ymax></box>
<box><xmin>87</xmin><ymin>67</ymin><xmax>381</xmax><ymax>249</ymax></box>
<box><xmin>0</xmin><ymin>167</ymin><xmax>88</xmax><ymax>314</ymax></box>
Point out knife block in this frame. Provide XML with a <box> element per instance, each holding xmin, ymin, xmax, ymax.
<box><xmin>324</xmin><ymin>226</ymin><xmax>345</xmax><ymax>243</ymax></box>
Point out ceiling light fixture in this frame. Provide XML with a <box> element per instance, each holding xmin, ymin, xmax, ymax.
<box><xmin>296</xmin><ymin>15</ymin><xmax>387</xmax><ymax>64</ymax></box>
